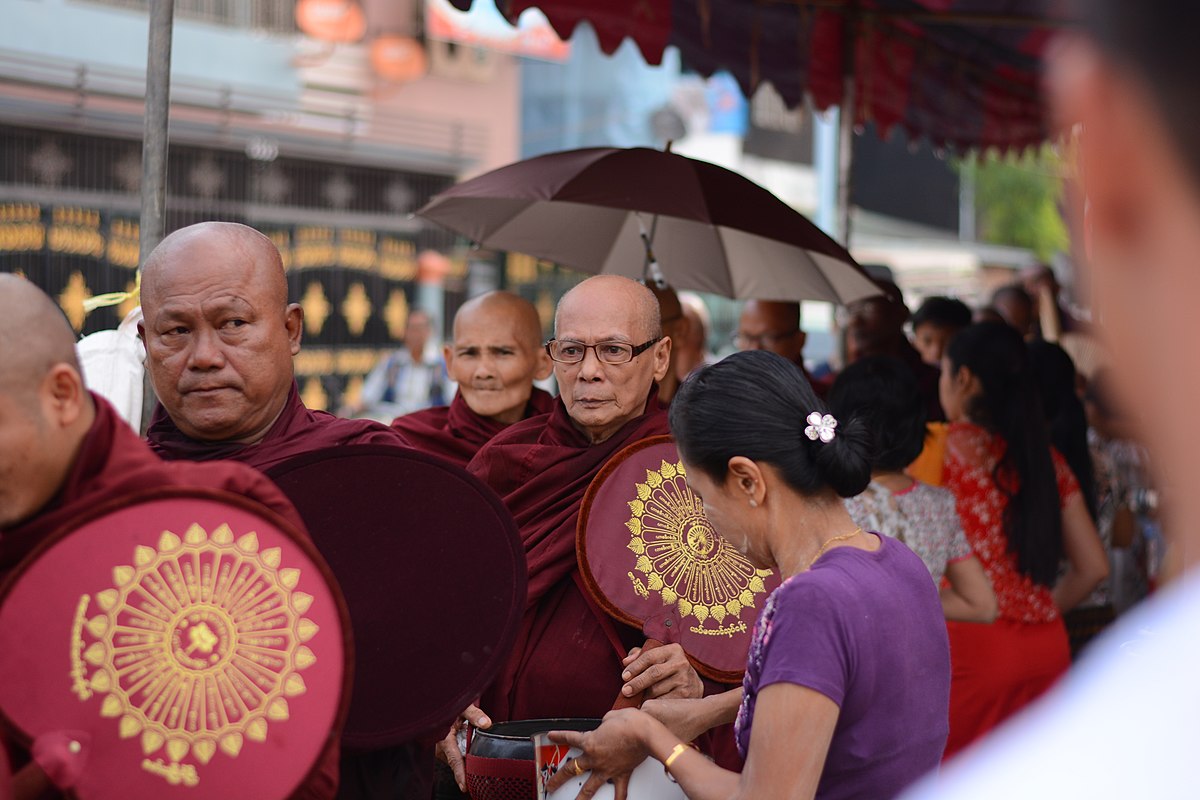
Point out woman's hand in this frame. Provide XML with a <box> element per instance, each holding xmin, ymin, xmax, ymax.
<box><xmin>544</xmin><ymin>709</ymin><xmax>652</xmax><ymax>800</ymax></box>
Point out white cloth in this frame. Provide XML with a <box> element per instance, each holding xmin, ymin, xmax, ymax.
<box><xmin>900</xmin><ymin>570</ymin><xmax>1200</xmax><ymax>799</ymax></box>
<box><xmin>358</xmin><ymin>346</ymin><xmax>452</xmax><ymax>422</ymax></box>
<box><xmin>76</xmin><ymin>307</ymin><xmax>145</xmax><ymax>429</ymax></box>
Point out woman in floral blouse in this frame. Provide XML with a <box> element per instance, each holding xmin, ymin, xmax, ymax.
<box><xmin>938</xmin><ymin>322</ymin><xmax>1108</xmax><ymax>758</ymax></box>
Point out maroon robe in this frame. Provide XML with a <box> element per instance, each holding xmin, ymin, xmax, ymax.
<box><xmin>146</xmin><ymin>380</ymin><xmax>410</xmax><ymax>470</ymax></box>
<box><xmin>1</xmin><ymin>394</ymin><xmax>304</xmax><ymax>580</ymax></box>
<box><xmin>0</xmin><ymin>395</ymin><xmax>337</xmax><ymax>800</ymax></box>
<box><xmin>145</xmin><ymin>380</ymin><xmax>431</xmax><ymax>800</ymax></box>
<box><xmin>466</xmin><ymin>391</ymin><xmax>671</xmax><ymax>722</ymax></box>
<box><xmin>390</xmin><ymin>388</ymin><xmax>555</xmax><ymax>468</ymax></box>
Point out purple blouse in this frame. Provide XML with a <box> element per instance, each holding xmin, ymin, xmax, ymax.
<box><xmin>735</xmin><ymin>534</ymin><xmax>950</xmax><ymax>799</ymax></box>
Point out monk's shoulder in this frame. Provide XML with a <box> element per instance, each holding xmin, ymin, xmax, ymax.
<box><xmin>165</xmin><ymin>459</ymin><xmax>308</xmax><ymax>533</ymax></box>
<box><xmin>309</xmin><ymin>409</ymin><xmax>413</xmax><ymax>447</ymax></box>
<box><xmin>391</xmin><ymin>404</ymin><xmax>450</xmax><ymax>436</ymax></box>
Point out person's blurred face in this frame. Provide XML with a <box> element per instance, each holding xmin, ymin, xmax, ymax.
<box><xmin>405</xmin><ymin>312</ymin><xmax>433</xmax><ymax>359</ymax></box>
<box><xmin>913</xmin><ymin>322</ymin><xmax>957</xmax><ymax>367</ymax></box>
<box><xmin>554</xmin><ymin>284</ymin><xmax>670</xmax><ymax>444</ymax></box>
<box><xmin>1048</xmin><ymin>35</ymin><xmax>1200</xmax><ymax>547</ymax></box>
<box><xmin>938</xmin><ymin>357</ymin><xmax>974</xmax><ymax>423</ymax></box>
<box><xmin>845</xmin><ymin>298</ymin><xmax>899</xmax><ymax>361</ymax></box>
<box><xmin>735</xmin><ymin>302</ymin><xmax>804</xmax><ymax>363</ymax></box>
<box><xmin>141</xmin><ymin>235</ymin><xmax>302</xmax><ymax>443</ymax></box>
<box><xmin>0</xmin><ymin>379</ymin><xmax>78</xmax><ymax>529</ymax></box>
<box><xmin>446</xmin><ymin>305</ymin><xmax>551</xmax><ymax>425</ymax></box>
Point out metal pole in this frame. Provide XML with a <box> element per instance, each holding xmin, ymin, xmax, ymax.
<box><xmin>139</xmin><ymin>0</ymin><xmax>175</xmax><ymax>264</ymax></box>
<box><xmin>836</xmin><ymin>3</ymin><xmax>856</xmax><ymax>247</ymax></box>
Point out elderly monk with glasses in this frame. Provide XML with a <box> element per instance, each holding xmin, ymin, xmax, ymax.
<box><xmin>436</xmin><ymin>276</ymin><xmax>740</xmax><ymax>792</ymax></box>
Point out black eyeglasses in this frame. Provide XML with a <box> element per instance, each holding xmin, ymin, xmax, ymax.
<box><xmin>545</xmin><ymin>338</ymin><xmax>661</xmax><ymax>364</ymax></box>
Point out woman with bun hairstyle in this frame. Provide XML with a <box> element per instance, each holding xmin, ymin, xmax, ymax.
<box><xmin>546</xmin><ymin>351</ymin><xmax>951</xmax><ymax>800</ymax></box>
<box><xmin>938</xmin><ymin>323</ymin><xmax>1108</xmax><ymax>758</ymax></box>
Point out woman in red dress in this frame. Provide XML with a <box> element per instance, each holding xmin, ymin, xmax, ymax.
<box><xmin>939</xmin><ymin>322</ymin><xmax>1108</xmax><ymax>758</ymax></box>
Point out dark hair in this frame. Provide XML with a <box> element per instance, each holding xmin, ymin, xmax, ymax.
<box><xmin>670</xmin><ymin>351</ymin><xmax>871</xmax><ymax>499</ymax></box>
<box><xmin>828</xmin><ymin>357</ymin><xmax>927</xmax><ymax>472</ymax></box>
<box><xmin>911</xmin><ymin>296</ymin><xmax>972</xmax><ymax>333</ymax></box>
<box><xmin>990</xmin><ymin>284</ymin><xmax>1033</xmax><ymax>312</ymax></box>
<box><xmin>947</xmin><ymin>322</ymin><xmax>1062</xmax><ymax>586</ymax></box>
<box><xmin>1028</xmin><ymin>341</ymin><xmax>1098</xmax><ymax>522</ymax></box>
<box><xmin>1083</xmin><ymin>2</ymin><xmax>1200</xmax><ymax>190</ymax></box>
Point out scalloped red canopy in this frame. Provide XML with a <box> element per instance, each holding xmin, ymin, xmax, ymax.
<box><xmin>452</xmin><ymin>0</ymin><xmax>1072</xmax><ymax>152</ymax></box>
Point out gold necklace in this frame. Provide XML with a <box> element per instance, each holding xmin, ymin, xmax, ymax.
<box><xmin>803</xmin><ymin>527</ymin><xmax>864</xmax><ymax>571</ymax></box>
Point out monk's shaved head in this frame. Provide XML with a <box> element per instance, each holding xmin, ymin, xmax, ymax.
<box><xmin>447</xmin><ymin>291</ymin><xmax>551</xmax><ymax>424</ymax></box>
<box><xmin>556</xmin><ymin>275</ymin><xmax>662</xmax><ymax>341</ymax></box>
<box><xmin>552</xmin><ymin>275</ymin><xmax>671</xmax><ymax>444</ymax></box>
<box><xmin>0</xmin><ymin>274</ymin><xmax>83</xmax><ymax>402</ymax></box>
<box><xmin>0</xmin><ymin>274</ymin><xmax>95</xmax><ymax>529</ymax></box>
<box><xmin>455</xmin><ymin>291</ymin><xmax>543</xmax><ymax>349</ymax></box>
<box><xmin>139</xmin><ymin>221</ymin><xmax>304</xmax><ymax>444</ymax></box>
<box><xmin>142</xmin><ymin>222</ymin><xmax>288</xmax><ymax>312</ymax></box>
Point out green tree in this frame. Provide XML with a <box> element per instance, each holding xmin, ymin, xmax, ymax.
<box><xmin>959</xmin><ymin>146</ymin><xmax>1069</xmax><ymax>262</ymax></box>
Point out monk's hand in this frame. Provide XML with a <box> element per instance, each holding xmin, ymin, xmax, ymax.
<box><xmin>544</xmin><ymin>709</ymin><xmax>650</xmax><ymax>800</ymax></box>
<box><xmin>435</xmin><ymin>702</ymin><xmax>492</xmax><ymax>792</ymax></box>
<box><xmin>620</xmin><ymin>643</ymin><xmax>703</xmax><ymax>701</ymax></box>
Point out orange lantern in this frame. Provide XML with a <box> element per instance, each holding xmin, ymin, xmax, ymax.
<box><xmin>370</xmin><ymin>35</ymin><xmax>429</xmax><ymax>83</ymax></box>
<box><xmin>295</xmin><ymin>0</ymin><xmax>367</xmax><ymax>44</ymax></box>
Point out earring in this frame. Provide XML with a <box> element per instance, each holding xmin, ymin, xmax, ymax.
<box><xmin>748</xmin><ymin>499</ymin><xmax>758</xmax><ymax>508</ymax></box>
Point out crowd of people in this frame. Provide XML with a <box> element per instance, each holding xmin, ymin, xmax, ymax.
<box><xmin>2</xmin><ymin>2</ymin><xmax>1196</xmax><ymax>799</ymax></box>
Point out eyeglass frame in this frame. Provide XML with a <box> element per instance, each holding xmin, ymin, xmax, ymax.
<box><xmin>544</xmin><ymin>337</ymin><xmax>662</xmax><ymax>365</ymax></box>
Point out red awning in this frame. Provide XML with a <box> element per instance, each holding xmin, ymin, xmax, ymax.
<box><xmin>452</xmin><ymin>0</ymin><xmax>1074</xmax><ymax>152</ymax></box>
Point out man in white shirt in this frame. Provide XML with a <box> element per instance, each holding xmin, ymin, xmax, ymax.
<box><xmin>903</xmin><ymin>3</ymin><xmax>1200</xmax><ymax>797</ymax></box>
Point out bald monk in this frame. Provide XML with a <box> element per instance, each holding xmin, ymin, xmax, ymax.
<box><xmin>141</xmin><ymin>221</ymin><xmax>410</xmax><ymax>470</ymax></box>
<box><xmin>674</xmin><ymin>292</ymin><xmax>714</xmax><ymax>380</ymax></box>
<box><xmin>644</xmin><ymin>282</ymin><xmax>691</xmax><ymax>405</ymax></box>
<box><xmin>391</xmin><ymin>291</ymin><xmax>553</xmax><ymax>467</ymax></box>
<box><xmin>136</xmin><ymin>223</ymin><xmax>425</xmax><ymax>799</ymax></box>
<box><xmin>0</xmin><ymin>275</ymin><xmax>335</xmax><ymax>800</ymax></box>
<box><xmin>437</xmin><ymin>276</ymin><xmax>713</xmax><ymax>790</ymax></box>
<box><xmin>735</xmin><ymin>299</ymin><xmax>832</xmax><ymax>396</ymax></box>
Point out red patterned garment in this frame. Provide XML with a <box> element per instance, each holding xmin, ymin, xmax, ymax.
<box><xmin>941</xmin><ymin>422</ymin><xmax>1081</xmax><ymax>758</ymax></box>
<box><xmin>943</xmin><ymin>422</ymin><xmax>1080</xmax><ymax>624</ymax></box>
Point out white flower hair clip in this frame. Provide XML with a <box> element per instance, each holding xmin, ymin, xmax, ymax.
<box><xmin>804</xmin><ymin>412</ymin><xmax>838</xmax><ymax>443</ymax></box>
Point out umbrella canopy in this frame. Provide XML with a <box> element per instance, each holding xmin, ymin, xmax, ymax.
<box><xmin>449</xmin><ymin>0</ymin><xmax>1069</xmax><ymax>153</ymax></box>
<box><xmin>417</xmin><ymin>146</ymin><xmax>882</xmax><ymax>304</ymax></box>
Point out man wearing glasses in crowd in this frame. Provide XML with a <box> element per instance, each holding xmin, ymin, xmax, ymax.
<box><xmin>734</xmin><ymin>299</ymin><xmax>833</xmax><ymax>397</ymax></box>
<box><xmin>439</xmin><ymin>276</ymin><xmax>735</xmax><ymax>792</ymax></box>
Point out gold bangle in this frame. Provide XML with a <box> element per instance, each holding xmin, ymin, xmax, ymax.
<box><xmin>663</xmin><ymin>743</ymin><xmax>688</xmax><ymax>771</ymax></box>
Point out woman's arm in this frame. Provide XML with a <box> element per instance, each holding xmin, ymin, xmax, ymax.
<box><xmin>1053</xmin><ymin>493</ymin><xmax>1110</xmax><ymax>611</ymax></box>
<box><xmin>940</xmin><ymin>555</ymin><xmax>998</xmax><ymax>623</ymax></box>
<box><xmin>548</xmin><ymin>683</ymin><xmax>838</xmax><ymax>800</ymax></box>
<box><xmin>640</xmin><ymin>688</ymin><xmax>743</xmax><ymax>743</ymax></box>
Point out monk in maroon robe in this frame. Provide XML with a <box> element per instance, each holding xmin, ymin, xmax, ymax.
<box><xmin>0</xmin><ymin>275</ymin><xmax>336</xmax><ymax>800</ymax></box>
<box><xmin>432</xmin><ymin>276</ymin><xmax>711</xmax><ymax>791</ymax></box>
<box><xmin>135</xmin><ymin>223</ymin><xmax>424</xmax><ymax>799</ymax></box>
<box><xmin>392</xmin><ymin>291</ymin><xmax>553</xmax><ymax>467</ymax></box>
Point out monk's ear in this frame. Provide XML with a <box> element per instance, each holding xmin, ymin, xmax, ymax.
<box><xmin>285</xmin><ymin>303</ymin><xmax>303</xmax><ymax>355</ymax></box>
<box><xmin>41</xmin><ymin>363</ymin><xmax>88</xmax><ymax>428</ymax></box>
<box><xmin>443</xmin><ymin>342</ymin><xmax>454</xmax><ymax>369</ymax></box>
<box><xmin>533</xmin><ymin>345</ymin><xmax>553</xmax><ymax>381</ymax></box>
<box><xmin>651</xmin><ymin>337</ymin><xmax>671</xmax><ymax>382</ymax></box>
